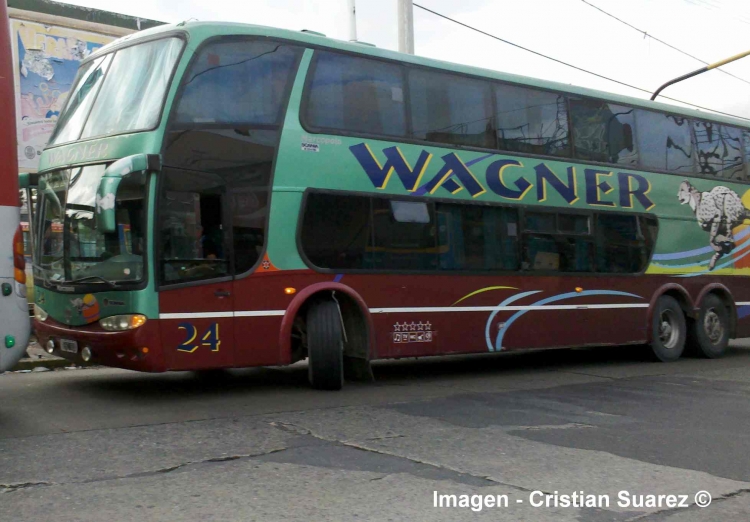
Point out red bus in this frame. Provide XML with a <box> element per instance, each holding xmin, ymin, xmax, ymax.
<box><xmin>0</xmin><ymin>0</ymin><xmax>31</xmax><ymax>372</ymax></box>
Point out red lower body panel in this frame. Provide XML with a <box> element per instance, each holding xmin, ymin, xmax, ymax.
<box><xmin>33</xmin><ymin>271</ymin><xmax>750</xmax><ymax>373</ymax></box>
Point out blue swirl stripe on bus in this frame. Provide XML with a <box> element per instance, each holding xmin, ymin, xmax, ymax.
<box><xmin>484</xmin><ymin>291</ymin><xmax>542</xmax><ymax>352</ymax></box>
<box><xmin>491</xmin><ymin>290</ymin><xmax>644</xmax><ymax>352</ymax></box>
<box><xmin>677</xmin><ymin>246</ymin><xmax>750</xmax><ymax>277</ymax></box>
<box><xmin>651</xmin><ymin>236</ymin><xmax>750</xmax><ymax>269</ymax></box>
<box><xmin>652</xmin><ymin>227</ymin><xmax>750</xmax><ymax>261</ymax></box>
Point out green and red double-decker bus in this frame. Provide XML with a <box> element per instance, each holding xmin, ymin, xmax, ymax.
<box><xmin>32</xmin><ymin>22</ymin><xmax>750</xmax><ymax>388</ymax></box>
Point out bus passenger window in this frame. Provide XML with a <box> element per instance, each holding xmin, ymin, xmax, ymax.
<box><xmin>693</xmin><ymin>122</ymin><xmax>744</xmax><ymax>179</ymax></box>
<box><xmin>409</xmin><ymin>69</ymin><xmax>495</xmax><ymax>149</ymax></box>
<box><xmin>371</xmin><ymin>198</ymin><xmax>437</xmax><ymax>271</ymax></box>
<box><xmin>435</xmin><ymin>204</ymin><xmax>519</xmax><ymax>271</ymax></box>
<box><xmin>305</xmin><ymin>52</ymin><xmax>407</xmax><ymax>137</ymax></box>
<box><xmin>570</xmin><ymin>98</ymin><xmax>637</xmax><ymax>166</ymax></box>
<box><xmin>300</xmin><ymin>193</ymin><xmax>372</xmax><ymax>270</ymax></box>
<box><xmin>175</xmin><ymin>40</ymin><xmax>302</xmax><ymax>126</ymax></box>
<box><xmin>494</xmin><ymin>85</ymin><xmax>570</xmax><ymax>158</ymax></box>
<box><xmin>595</xmin><ymin>214</ymin><xmax>657</xmax><ymax>273</ymax></box>
<box><xmin>636</xmin><ymin>110</ymin><xmax>694</xmax><ymax>174</ymax></box>
<box><xmin>159</xmin><ymin>169</ymin><xmax>228</xmax><ymax>284</ymax></box>
<box><xmin>522</xmin><ymin>211</ymin><xmax>592</xmax><ymax>272</ymax></box>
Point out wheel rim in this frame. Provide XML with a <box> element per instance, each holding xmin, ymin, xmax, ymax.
<box><xmin>704</xmin><ymin>308</ymin><xmax>723</xmax><ymax>344</ymax></box>
<box><xmin>659</xmin><ymin>309</ymin><xmax>679</xmax><ymax>349</ymax></box>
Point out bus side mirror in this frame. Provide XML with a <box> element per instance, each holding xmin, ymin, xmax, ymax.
<box><xmin>96</xmin><ymin>154</ymin><xmax>160</xmax><ymax>233</ymax></box>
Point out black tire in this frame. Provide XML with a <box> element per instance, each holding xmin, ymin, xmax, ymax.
<box><xmin>307</xmin><ymin>300</ymin><xmax>344</xmax><ymax>390</ymax></box>
<box><xmin>650</xmin><ymin>295</ymin><xmax>686</xmax><ymax>362</ymax></box>
<box><xmin>688</xmin><ymin>294</ymin><xmax>730</xmax><ymax>358</ymax></box>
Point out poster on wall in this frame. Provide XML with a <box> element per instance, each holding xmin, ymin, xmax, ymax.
<box><xmin>10</xmin><ymin>19</ymin><xmax>115</xmax><ymax>172</ymax></box>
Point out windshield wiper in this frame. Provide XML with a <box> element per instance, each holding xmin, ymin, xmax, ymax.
<box><xmin>31</xmin><ymin>262</ymin><xmax>52</xmax><ymax>288</ymax></box>
<box><xmin>64</xmin><ymin>275</ymin><xmax>119</xmax><ymax>289</ymax></box>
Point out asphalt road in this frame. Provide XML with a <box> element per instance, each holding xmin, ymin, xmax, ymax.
<box><xmin>2</xmin><ymin>341</ymin><xmax>750</xmax><ymax>521</ymax></box>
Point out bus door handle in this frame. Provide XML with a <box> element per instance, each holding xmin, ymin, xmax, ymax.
<box><xmin>214</xmin><ymin>290</ymin><xmax>231</xmax><ymax>298</ymax></box>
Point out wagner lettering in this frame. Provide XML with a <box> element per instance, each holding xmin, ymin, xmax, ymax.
<box><xmin>350</xmin><ymin>143</ymin><xmax>655</xmax><ymax>211</ymax></box>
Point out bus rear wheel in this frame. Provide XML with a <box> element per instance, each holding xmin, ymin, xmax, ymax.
<box><xmin>306</xmin><ymin>300</ymin><xmax>344</xmax><ymax>390</ymax></box>
<box><xmin>688</xmin><ymin>294</ymin><xmax>729</xmax><ymax>359</ymax></box>
<box><xmin>650</xmin><ymin>296</ymin><xmax>686</xmax><ymax>362</ymax></box>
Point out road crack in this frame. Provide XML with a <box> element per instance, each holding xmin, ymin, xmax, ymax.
<box><xmin>0</xmin><ymin>482</ymin><xmax>53</xmax><ymax>494</ymax></box>
<box><xmin>268</xmin><ymin>419</ymin><xmax>553</xmax><ymax>495</ymax></box>
<box><xmin>2</xmin><ymin>447</ymin><xmax>291</xmax><ymax>493</ymax></box>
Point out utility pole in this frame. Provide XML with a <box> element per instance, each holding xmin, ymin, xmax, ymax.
<box><xmin>398</xmin><ymin>0</ymin><xmax>414</xmax><ymax>54</ymax></box>
<box><xmin>348</xmin><ymin>0</ymin><xmax>357</xmax><ymax>42</ymax></box>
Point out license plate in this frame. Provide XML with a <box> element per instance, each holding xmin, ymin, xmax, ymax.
<box><xmin>60</xmin><ymin>339</ymin><xmax>78</xmax><ymax>354</ymax></box>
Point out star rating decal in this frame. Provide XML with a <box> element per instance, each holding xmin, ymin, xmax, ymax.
<box><xmin>392</xmin><ymin>321</ymin><xmax>434</xmax><ymax>344</ymax></box>
<box><xmin>393</xmin><ymin>321</ymin><xmax>432</xmax><ymax>332</ymax></box>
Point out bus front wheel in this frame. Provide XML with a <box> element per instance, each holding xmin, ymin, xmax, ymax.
<box><xmin>650</xmin><ymin>296</ymin><xmax>686</xmax><ymax>362</ymax></box>
<box><xmin>306</xmin><ymin>300</ymin><xmax>344</xmax><ymax>390</ymax></box>
<box><xmin>688</xmin><ymin>294</ymin><xmax>729</xmax><ymax>359</ymax></box>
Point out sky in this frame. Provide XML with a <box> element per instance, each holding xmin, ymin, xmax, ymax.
<box><xmin>59</xmin><ymin>0</ymin><xmax>750</xmax><ymax>120</ymax></box>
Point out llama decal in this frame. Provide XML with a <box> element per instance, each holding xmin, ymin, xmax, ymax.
<box><xmin>678</xmin><ymin>181</ymin><xmax>749</xmax><ymax>270</ymax></box>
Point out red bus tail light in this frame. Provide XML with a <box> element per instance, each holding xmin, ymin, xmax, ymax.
<box><xmin>13</xmin><ymin>226</ymin><xmax>26</xmax><ymax>284</ymax></box>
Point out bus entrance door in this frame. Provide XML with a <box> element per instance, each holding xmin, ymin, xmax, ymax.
<box><xmin>157</xmin><ymin>170</ymin><xmax>236</xmax><ymax>371</ymax></box>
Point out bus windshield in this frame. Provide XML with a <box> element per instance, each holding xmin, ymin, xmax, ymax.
<box><xmin>48</xmin><ymin>36</ymin><xmax>183</xmax><ymax>146</ymax></box>
<box><xmin>36</xmin><ymin>165</ymin><xmax>146</xmax><ymax>287</ymax></box>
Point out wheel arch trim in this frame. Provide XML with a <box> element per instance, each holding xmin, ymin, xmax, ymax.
<box><xmin>278</xmin><ymin>282</ymin><xmax>375</xmax><ymax>364</ymax></box>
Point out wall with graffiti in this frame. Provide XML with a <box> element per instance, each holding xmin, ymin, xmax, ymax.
<box><xmin>10</xmin><ymin>19</ymin><xmax>114</xmax><ymax>172</ymax></box>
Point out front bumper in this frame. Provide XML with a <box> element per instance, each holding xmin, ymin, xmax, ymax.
<box><xmin>34</xmin><ymin>316</ymin><xmax>166</xmax><ymax>372</ymax></box>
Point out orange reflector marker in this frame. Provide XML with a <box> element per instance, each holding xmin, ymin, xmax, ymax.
<box><xmin>284</xmin><ymin>287</ymin><xmax>297</xmax><ymax>295</ymax></box>
<box><xmin>142</xmin><ymin>347</ymin><xmax>149</xmax><ymax>354</ymax></box>
<box><xmin>13</xmin><ymin>226</ymin><xmax>25</xmax><ymax>283</ymax></box>
<box><xmin>575</xmin><ymin>287</ymin><xmax>583</xmax><ymax>293</ymax></box>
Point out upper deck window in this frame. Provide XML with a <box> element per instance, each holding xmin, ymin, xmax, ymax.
<box><xmin>409</xmin><ymin>69</ymin><xmax>495</xmax><ymax>148</ymax></box>
<box><xmin>82</xmin><ymin>38</ymin><xmax>183</xmax><ymax>139</ymax></box>
<box><xmin>495</xmin><ymin>84</ymin><xmax>570</xmax><ymax>157</ymax></box>
<box><xmin>305</xmin><ymin>51</ymin><xmax>407</xmax><ymax>137</ymax></box>
<box><xmin>174</xmin><ymin>40</ymin><xmax>302</xmax><ymax>126</ymax></box>
<box><xmin>635</xmin><ymin>110</ymin><xmax>695</xmax><ymax>174</ymax></box>
<box><xmin>693</xmin><ymin>121</ymin><xmax>744</xmax><ymax>179</ymax></box>
<box><xmin>48</xmin><ymin>37</ymin><xmax>183</xmax><ymax>146</ymax></box>
<box><xmin>48</xmin><ymin>55</ymin><xmax>112</xmax><ymax>145</ymax></box>
<box><xmin>569</xmin><ymin>98</ymin><xmax>637</xmax><ymax>166</ymax></box>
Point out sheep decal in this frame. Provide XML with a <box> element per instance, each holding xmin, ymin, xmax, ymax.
<box><xmin>678</xmin><ymin>181</ymin><xmax>749</xmax><ymax>270</ymax></box>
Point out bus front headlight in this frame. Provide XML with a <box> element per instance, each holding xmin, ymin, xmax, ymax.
<box><xmin>34</xmin><ymin>304</ymin><xmax>48</xmax><ymax>322</ymax></box>
<box><xmin>99</xmin><ymin>314</ymin><xmax>147</xmax><ymax>331</ymax></box>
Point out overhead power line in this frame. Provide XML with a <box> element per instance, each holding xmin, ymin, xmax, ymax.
<box><xmin>412</xmin><ymin>2</ymin><xmax>749</xmax><ymax>121</ymax></box>
<box><xmin>580</xmin><ymin>0</ymin><xmax>750</xmax><ymax>87</ymax></box>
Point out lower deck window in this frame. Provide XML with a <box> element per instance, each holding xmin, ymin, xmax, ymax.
<box><xmin>299</xmin><ymin>192</ymin><xmax>657</xmax><ymax>274</ymax></box>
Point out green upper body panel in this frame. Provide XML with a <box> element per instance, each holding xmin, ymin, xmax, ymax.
<box><xmin>34</xmin><ymin>21</ymin><xmax>750</xmax><ymax>325</ymax></box>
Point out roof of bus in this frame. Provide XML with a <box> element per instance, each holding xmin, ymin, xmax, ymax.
<box><xmin>92</xmin><ymin>21</ymin><xmax>750</xmax><ymax>129</ymax></box>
